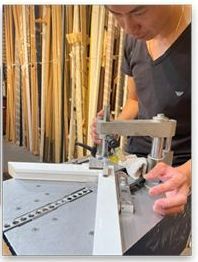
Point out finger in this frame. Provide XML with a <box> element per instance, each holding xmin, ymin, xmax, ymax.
<box><xmin>97</xmin><ymin>110</ymin><xmax>104</xmax><ymax>118</ymax></box>
<box><xmin>144</xmin><ymin>162</ymin><xmax>170</xmax><ymax>180</ymax></box>
<box><xmin>90</xmin><ymin>125</ymin><xmax>100</xmax><ymax>139</ymax></box>
<box><xmin>162</xmin><ymin>206</ymin><xmax>185</xmax><ymax>215</ymax></box>
<box><xmin>152</xmin><ymin>203</ymin><xmax>166</xmax><ymax>215</ymax></box>
<box><xmin>90</xmin><ymin>132</ymin><xmax>102</xmax><ymax>144</ymax></box>
<box><xmin>149</xmin><ymin>174</ymin><xmax>187</xmax><ymax>195</ymax></box>
<box><xmin>153</xmin><ymin>193</ymin><xmax>187</xmax><ymax>210</ymax></box>
<box><xmin>94</xmin><ymin>138</ymin><xmax>102</xmax><ymax>145</ymax></box>
<box><xmin>153</xmin><ymin>201</ymin><xmax>185</xmax><ymax>216</ymax></box>
<box><xmin>91</xmin><ymin>119</ymin><xmax>98</xmax><ymax>131</ymax></box>
<box><xmin>91</xmin><ymin>126</ymin><xmax>97</xmax><ymax>134</ymax></box>
<box><xmin>90</xmin><ymin>122</ymin><xmax>96</xmax><ymax>138</ymax></box>
<box><xmin>92</xmin><ymin>120</ymin><xmax>97</xmax><ymax>128</ymax></box>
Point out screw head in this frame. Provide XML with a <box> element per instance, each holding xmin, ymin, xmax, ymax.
<box><xmin>32</xmin><ymin>227</ymin><xmax>39</xmax><ymax>232</ymax></box>
<box><xmin>89</xmin><ymin>230</ymin><xmax>94</xmax><ymax>236</ymax></box>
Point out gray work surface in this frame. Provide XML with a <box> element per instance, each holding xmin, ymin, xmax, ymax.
<box><xmin>3</xmin><ymin>176</ymin><xmax>191</xmax><ymax>255</ymax></box>
<box><xmin>120</xmin><ymin>187</ymin><xmax>162</xmax><ymax>253</ymax></box>
<box><xmin>3</xmin><ymin>176</ymin><xmax>163</xmax><ymax>255</ymax></box>
<box><xmin>3</xmin><ymin>179</ymin><xmax>97</xmax><ymax>255</ymax></box>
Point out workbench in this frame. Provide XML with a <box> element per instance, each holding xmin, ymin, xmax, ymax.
<box><xmin>2</xmin><ymin>162</ymin><xmax>191</xmax><ymax>256</ymax></box>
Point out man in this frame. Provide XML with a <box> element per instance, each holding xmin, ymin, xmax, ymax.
<box><xmin>91</xmin><ymin>5</ymin><xmax>191</xmax><ymax>215</ymax></box>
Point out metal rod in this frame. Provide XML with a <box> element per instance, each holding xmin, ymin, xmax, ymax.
<box><xmin>164</xmin><ymin>137</ymin><xmax>172</xmax><ymax>152</ymax></box>
<box><xmin>150</xmin><ymin>137</ymin><xmax>164</xmax><ymax>159</ymax></box>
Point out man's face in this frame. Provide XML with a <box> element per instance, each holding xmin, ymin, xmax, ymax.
<box><xmin>107</xmin><ymin>5</ymin><xmax>172</xmax><ymax>40</ymax></box>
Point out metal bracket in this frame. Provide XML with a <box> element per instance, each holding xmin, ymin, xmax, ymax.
<box><xmin>116</xmin><ymin>171</ymin><xmax>134</xmax><ymax>214</ymax></box>
<box><xmin>89</xmin><ymin>157</ymin><xmax>104</xmax><ymax>169</ymax></box>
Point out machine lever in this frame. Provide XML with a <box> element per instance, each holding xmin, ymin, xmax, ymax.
<box><xmin>75</xmin><ymin>142</ymin><xmax>97</xmax><ymax>157</ymax></box>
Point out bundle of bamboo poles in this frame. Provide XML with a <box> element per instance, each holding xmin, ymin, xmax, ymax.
<box><xmin>3</xmin><ymin>5</ymin><xmax>127</xmax><ymax>163</ymax></box>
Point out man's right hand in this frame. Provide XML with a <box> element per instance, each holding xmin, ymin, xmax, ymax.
<box><xmin>90</xmin><ymin>110</ymin><xmax>104</xmax><ymax>145</ymax></box>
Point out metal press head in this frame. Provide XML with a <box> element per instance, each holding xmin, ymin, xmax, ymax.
<box><xmin>96</xmin><ymin>111</ymin><xmax>177</xmax><ymax>167</ymax></box>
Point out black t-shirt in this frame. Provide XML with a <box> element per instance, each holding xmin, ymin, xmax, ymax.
<box><xmin>122</xmin><ymin>24</ymin><xmax>191</xmax><ymax>166</ymax></box>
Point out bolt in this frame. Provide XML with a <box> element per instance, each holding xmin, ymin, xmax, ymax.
<box><xmin>89</xmin><ymin>230</ymin><xmax>94</xmax><ymax>236</ymax></box>
<box><xmin>4</xmin><ymin>224</ymin><xmax>11</xmax><ymax>228</ymax></box>
<box><xmin>32</xmin><ymin>227</ymin><xmax>39</xmax><ymax>232</ymax></box>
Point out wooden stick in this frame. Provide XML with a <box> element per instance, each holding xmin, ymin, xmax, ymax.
<box><xmin>45</xmin><ymin>58</ymin><xmax>53</xmax><ymax>162</ymax></box>
<box><xmin>51</xmin><ymin>6</ymin><xmax>64</xmax><ymax>162</ymax></box>
<box><xmin>103</xmin><ymin>12</ymin><xmax>115</xmax><ymax>106</ymax></box>
<box><xmin>87</xmin><ymin>6</ymin><xmax>105</xmax><ymax>146</ymax></box>
<box><xmin>115</xmin><ymin>28</ymin><xmax>125</xmax><ymax>119</ymax></box>
<box><xmin>14</xmin><ymin>38</ymin><xmax>21</xmax><ymax>146</ymax></box>
<box><xmin>4</xmin><ymin>7</ymin><xmax>11</xmax><ymax>141</ymax></box>
<box><xmin>73</xmin><ymin>5</ymin><xmax>83</xmax><ymax>158</ymax></box>
<box><xmin>40</xmin><ymin>5</ymin><xmax>51</xmax><ymax>161</ymax></box>
<box><xmin>30</xmin><ymin>6</ymin><xmax>39</xmax><ymax>155</ymax></box>
<box><xmin>22</xmin><ymin>5</ymin><xmax>32</xmax><ymax>151</ymax></box>
<box><xmin>53</xmin><ymin>6</ymin><xmax>58</xmax><ymax>162</ymax></box>
<box><xmin>13</xmin><ymin>6</ymin><xmax>26</xmax><ymax>147</ymax></box>
<box><xmin>63</xmin><ymin>6</ymin><xmax>73</xmax><ymax>160</ymax></box>
<box><xmin>68</xmin><ymin>42</ymin><xmax>76</xmax><ymax>160</ymax></box>
<box><xmin>120</xmin><ymin>75</ymin><xmax>128</xmax><ymax>151</ymax></box>
<box><xmin>80</xmin><ymin>5</ymin><xmax>88</xmax><ymax>147</ymax></box>
<box><xmin>60</xmin><ymin>6</ymin><xmax>66</xmax><ymax>162</ymax></box>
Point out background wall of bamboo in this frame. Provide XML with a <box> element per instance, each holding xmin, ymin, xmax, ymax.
<box><xmin>3</xmin><ymin>5</ymin><xmax>128</xmax><ymax>163</ymax></box>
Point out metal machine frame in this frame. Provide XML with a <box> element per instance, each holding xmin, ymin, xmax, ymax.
<box><xmin>97</xmin><ymin>112</ymin><xmax>177</xmax><ymax>170</ymax></box>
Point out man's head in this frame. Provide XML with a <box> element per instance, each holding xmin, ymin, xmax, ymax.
<box><xmin>107</xmin><ymin>5</ymin><xmax>179</xmax><ymax>40</ymax></box>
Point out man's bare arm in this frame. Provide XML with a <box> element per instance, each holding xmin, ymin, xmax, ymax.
<box><xmin>117</xmin><ymin>76</ymin><xmax>139</xmax><ymax>120</ymax></box>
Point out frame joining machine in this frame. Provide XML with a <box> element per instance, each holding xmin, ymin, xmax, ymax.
<box><xmin>3</xmin><ymin>106</ymin><xmax>191</xmax><ymax>255</ymax></box>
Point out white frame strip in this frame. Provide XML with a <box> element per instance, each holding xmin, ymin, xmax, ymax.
<box><xmin>93</xmin><ymin>166</ymin><xmax>122</xmax><ymax>255</ymax></box>
<box><xmin>8</xmin><ymin>162</ymin><xmax>98</xmax><ymax>182</ymax></box>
